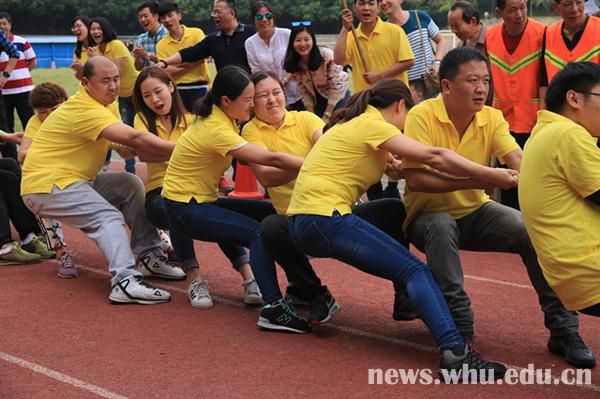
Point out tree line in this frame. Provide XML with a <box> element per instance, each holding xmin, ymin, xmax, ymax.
<box><xmin>3</xmin><ymin>0</ymin><xmax>554</xmax><ymax>35</ymax></box>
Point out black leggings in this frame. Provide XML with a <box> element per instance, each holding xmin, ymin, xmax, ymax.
<box><xmin>2</xmin><ymin>91</ymin><xmax>34</xmax><ymax>133</ymax></box>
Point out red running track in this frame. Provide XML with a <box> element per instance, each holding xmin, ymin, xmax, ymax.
<box><xmin>1</xmin><ymin>163</ymin><xmax>599</xmax><ymax>398</ymax></box>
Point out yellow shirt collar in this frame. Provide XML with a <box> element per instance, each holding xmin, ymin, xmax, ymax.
<box><xmin>211</xmin><ymin>105</ymin><xmax>238</xmax><ymax>131</ymax></box>
<box><xmin>357</xmin><ymin>17</ymin><xmax>384</xmax><ymax>39</ymax></box>
<box><xmin>252</xmin><ymin>111</ymin><xmax>297</xmax><ymax>131</ymax></box>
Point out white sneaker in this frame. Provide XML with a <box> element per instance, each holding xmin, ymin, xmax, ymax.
<box><xmin>136</xmin><ymin>251</ymin><xmax>186</xmax><ymax>280</ymax></box>
<box><xmin>188</xmin><ymin>279</ymin><xmax>213</xmax><ymax>308</ymax></box>
<box><xmin>109</xmin><ymin>275</ymin><xmax>171</xmax><ymax>304</ymax></box>
<box><xmin>242</xmin><ymin>278</ymin><xmax>263</xmax><ymax>305</ymax></box>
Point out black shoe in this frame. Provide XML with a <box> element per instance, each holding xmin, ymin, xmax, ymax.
<box><xmin>438</xmin><ymin>341</ymin><xmax>507</xmax><ymax>383</ymax></box>
<box><xmin>257</xmin><ymin>298</ymin><xmax>311</xmax><ymax>333</ymax></box>
<box><xmin>308</xmin><ymin>290</ymin><xmax>340</xmax><ymax>326</ymax></box>
<box><xmin>284</xmin><ymin>284</ymin><xmax>310</xmax><ymax>307</ymax></box>
<box><xmin>393</xmin><ymin>293</ymin><xmax>419</xmax><ymax>321</ymax></box>
<box><xmin>548</xmin><ymin>333</ymin><xmax>596</xmax><ymax>368</ymax></box>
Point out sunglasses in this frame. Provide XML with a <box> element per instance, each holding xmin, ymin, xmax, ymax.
<box><xmin>291</xmin><ymin>21</ymin><xmax>312</xmax><ymax>27</ymax></box>
<box><xmin>255</xmin><ymin>12</ymin><xmax>273</xmax><ymax>21</ymax></box>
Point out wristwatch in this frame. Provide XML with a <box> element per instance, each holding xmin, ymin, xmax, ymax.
<box><xmin>1</xmin><ymin>70</ymin><xmax>10</xmax><ymax>78</ymax></box>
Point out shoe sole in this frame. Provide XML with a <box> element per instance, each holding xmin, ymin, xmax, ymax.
<box><xmin>57</xmin><ymin>272</ymin><xmax>79</xmax><ymax>279</ymax></box>
<box><xmin>109</xmin><ymin>294</ymin><xmax>171</xmax><ymax>305</ymax></box>
<box><xmin>310</xmin><ymin>302</ymin><xmax>341</xmax><ymax>327</ymax></box>
<box><xmin>137</xmin><ymin>267</ymin><xmax>187</xmax><ymax>281</ymax></box>
<box><xmin>244</xmin><ymin>295</ymin><xmax>264</xmax><ymax>306</ymax></box>
<box><xmin>548</xmin><ymin>342</ymin><xmax>597</xmax><ymax>368</ymax></box>
<box><xmin>189</xmin><ymin>300</ymin><xmax>214</xmax><ymax>309</ymax></box>
<box><xmin>257</xmin><ymin>317</ymin><xmax>310</xmax><ymax>334</ymax></box>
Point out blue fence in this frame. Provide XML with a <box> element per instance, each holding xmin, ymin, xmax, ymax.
<box><xmin>26</xmin><ymin>36</ymin><xmax>76</xmax><ymax>68</ymax></box>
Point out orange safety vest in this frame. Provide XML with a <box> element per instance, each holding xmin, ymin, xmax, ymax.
<box><xmin>544</xmin><ymin>16</ymin><xmax>600</xmax><ymax>83</ymax></box>
<box><xmin>486</xmin><ymin>19</ymin><xmax>545</xmax><ymax>134</ymax></box>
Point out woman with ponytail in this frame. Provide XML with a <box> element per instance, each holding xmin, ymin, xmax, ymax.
<box><xmin>287</xmin><ymin>78</ymin><xmax>518</xmax><ymax>375</ymax></box>
<box><xmin>162</xmin><ymin>66</ymin><xmax>312</xmax><ymax>332</ymax></box>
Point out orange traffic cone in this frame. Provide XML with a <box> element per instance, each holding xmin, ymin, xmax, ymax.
<box><xmin>228</xmin><ymin>164</ymin><xmax>264</xmax><ymax>199</ymax></box>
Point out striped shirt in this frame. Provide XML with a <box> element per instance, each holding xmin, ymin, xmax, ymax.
<box><xmin>0</xmin><ymin>33</ymin><xmax>36</xmax><ymax>95</ymax></box>
<box><xmin>135</xmin><ymin>24</ymin><xmax>168</xmax><ymax>67</ymax></box>
<box><xmin>400</xmin><ymin>10</ymin><xmax>439</xmax><ymax>82</ymax></box>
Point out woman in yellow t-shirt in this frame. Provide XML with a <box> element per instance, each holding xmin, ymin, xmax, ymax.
<box><xmin>88</xmin><ymin>16</ymin><xmax>139</xmax><ymax>173</ymax></box>
<box><xmin>287</xmin><ymin>78</ymin><xmax>517</xmax><ymax>373</ymax></box>
<box><xmin>69</xmin><ymin>16</ymin><xmax>91</xmax><ymax>81</ymax></box>
<box><xmin>242</xmin><ymin>71</ymin><xmax>408</xmax><ymax>327</ymax></box>
<box><xmin>132</xmin><ymin>67</ymin><xmax>261</xmax><ymax>306</ymax></box>
<box><xmin>162</xmin><ymin>65</ymin><xmax>311</xmax><ymax>332</ymax></box>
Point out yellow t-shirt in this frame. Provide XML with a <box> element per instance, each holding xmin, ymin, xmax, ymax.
<box><xmin>162</xmin><ymin>106</ymin><xmax>246</xmax><ymax>203</ymax></box>
<box><xmin>134</xmin><ymin>113</ymin><xmax>193</xmax><ymax>193</ymax></box>
<box><xmin>73</xmin><ymin>46</ymin><xmax>88</xmax><ymax>64</ymax></box>
<box><xmin>287</xmin><ymin>106</ymin><xmax>396</xmax><ymax>216</ymax></box>
<box><xmin>24</xmin><ymin>114</ymin><xmax>43</xmax><ymax>139</ymax></box>
<box><xmin>103</xmin><ymin>40</ymin><xmax>139</xmax><ymax>98</ymax></box>
<box><xmin>345</xmin><ymin>17</ymin><xmax>414</xmax><ymax>91</ymax></box>
<box><xmin>520</xmin><ymin>110</ymin><xmax>600</xmax><ymax>310</ymax></box>
<box><xmin>242</xmin><ymin>111</ymin><xmax>324</xmax><ymax>214</ymax></box>
<box><xmin>156</xmin><ymin>26</ymin><xmax>210</xmax><ymax>85</ymax></box>
<box><xmin>402</xmin><ymin>96</ymin><xmax>519</xmax><ymax>231</ymax></box>
<box><xmin>21</xmin><ymin>87</ymin><xmax>121</xmax><ymax>195</ymax></box>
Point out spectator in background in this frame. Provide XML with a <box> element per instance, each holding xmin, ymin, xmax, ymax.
<box><xmin>70</xmin><ymin>16</ymin><xmax>91</xmax><ymax>81</ymax></box>
<box><xmin>158</xmin><ymin>0</ymin><xmax>256</xmax><ymax>73</ymax></box>
<box><xmin>381</xmin><ymin>0</ymin><xmax>447</xmax><ymax>102</ymax></box>
<box><xmin>0</xmin><ymin>29</ymin><xmax>19</xmax><ymax>159</ymax></box>
<box><xmin>448</xmin><ymin>1</ymin><xmax>486</xmax><ymax>55</ymax></box>
<box><xmin>284</xmin><ymin>24</ymin><xmax>349</xmax><ymax>122</ymax></box>
<box><xmin>88</xmin><ymin>16</ymin><xmax>139</xmax><ymax>174</ymax></box>
<box><xmin>133</xmin><ymin>1</ymin><xmax>168</xmax><ymax>70</ymax></box>
<box><xmin>0</xmin><ymin>12</ymin><xmax>35</xmax><ymax>136</ymax></box>
<box><xmin>245</xmin><ymin>1</ymin><xmax>303</xmax><ymax>110</ymax></box>
<box><xmin>585</xmin><ymin>0</ymin><xmax>600</xmax><ymax>14</ymax></box>
<box><xmin>156</xmin><ymin>1</ymin><xmax>210</xmax><ymax>112</ymax></box>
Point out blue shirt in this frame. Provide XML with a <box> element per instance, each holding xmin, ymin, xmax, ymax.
<box><xmin>135</xmin><ymin>25</ymin><xmax>168</xmax><ymax>67</ymax></box>
<box><xmin>400</xmin><ymin>11</ymin><xmax>440</xmax><ymax>82</ymax></box>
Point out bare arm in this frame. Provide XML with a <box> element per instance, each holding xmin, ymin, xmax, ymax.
<box><xmin>99</xmin><ymin>123</ymin><xmax>175</xmax><ymax>162</ymax></box>
<box><xmin>17</xmin><ymin>136</ymin><xmax>31</xmax><ymax>164</ymax></box>
<box><xmin>431</xmin><ymin>32</ymin><xmax>447</xmax><ymax>70</ymax></box>
<box><xmin>364</xmin><ymin>59</ymin><xmax>415</xmax><ymax>84</ymax></box>
<box><xmin>380</xmin><ymin>134</ymin><xmax>519</xmax><ymax>189</ymax></box>
<box><xmin>404</xmin><ymin>168</ymin><xmax>491</xmax><ymax>193</ymax></box>
<box><xmin>27</xmin><ymin>58</ymin><xmax>36</xmax><ymax>71</ymax></box>
<box><xmin>334</xmin><ymin>9</ymin><xmax>353</xmax><ymax>66</ymax></box>
<box><xmin>539</xmin><ymin>86</ymin><xmax>548</xmax><ymax>110</ymax></box>
<box><xmin>158</xmin><ymin>52</ymin><xmax>183</xmax><ymax>67</ymax></box>
<box><xmin>250</xmin><ymin>163</ymin><xmax>299</xmax><ymax>187</ymax></box>
<box><xmin>503</xmin><ymin>148</ymin><xmax>523</xmax><ymax>172</ymax></box>
<box><xmin>0</xmin><ymin>57</ymin><xmax>17</xmax><ymax>88</ymax></box>
<box><xmin>229</xmin><ymin>143</ymin><xmax>304</xmax><ymax>171</ymax></box>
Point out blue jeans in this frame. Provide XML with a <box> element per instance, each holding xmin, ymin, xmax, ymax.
<box><xmin>288</xmin><ymin>212</ymin><xmax>464</xmax><ymax>350</ymax></box>
<box><xmin>165</xmin><ymin>197</ymin><xmax>280</xmax><ymax>301</ymax></box>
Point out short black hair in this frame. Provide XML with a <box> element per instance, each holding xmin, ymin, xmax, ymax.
<box><xmin>495</xmin><ymin>0</ymin><xmax>506</xmax><ymax>9</ymax></box>
<box><xmin>0</xmin><ymin>12</ymin><xmax>11</xmax><ymax>24</ymax></box>
<box><xmin>283</xmin><ymin>25</ymin><xmax>323</xmax><ymax>73</ymax></box>
<box><xmin>546</xmin><ymin>62</ymin><xmax>600</xmax><ymax>113</ymax></box>
<box><xmin>439</xmin><ymin>47</ymin><xmax>488</xmax><ymax>82</ymax></box>
<box><xmin>450</xmin><ymin>1</ymin><xmax>481</xmax><ymax>24</ymax></box>
<box><xmin>157</xmin><ymin>1</ymin><xmax>179</xmax><ymax>17</ymax></box>
<box><xmin>195</xmin><ymin>65</ymin><xmax>251</xmax><ymax>117</ymax></box>
<box><xmin>138</xmin><ymin>1</ymin><xmax>160</xmax><ymax>14</ymax></box>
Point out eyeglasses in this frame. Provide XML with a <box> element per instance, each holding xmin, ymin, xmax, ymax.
<box><xmin>291</xmin><ymin>21</ymin><xmax>312</xmax><ymax>27</ymax></box>
<box><xmin>575</xmin><ymin>91</ymin><xmax>600</xmax><ymax>97</ymax></box>
<box><xmin>255</xmin><ymin>12</ymin><xmax>273</xmax><ymax>21</ymax></box>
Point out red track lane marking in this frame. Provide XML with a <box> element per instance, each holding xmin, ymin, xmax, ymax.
<box><xmin>0</xmin><ymin>352</ymin><xmax>129</xmax><ymax>399</ymax></box>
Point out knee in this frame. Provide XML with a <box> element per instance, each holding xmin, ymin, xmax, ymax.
<box><xmin>260</xmin><ymin>214</ymin><xmax>288</xmax><ymax>241</ymax></box>
<box><xmin>411</xmin><ymin>213</ymin><xmax>458</xmax><ymax>244</ymax></box>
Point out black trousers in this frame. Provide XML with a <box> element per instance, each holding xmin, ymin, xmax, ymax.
<box><xmin>0</xmin><ymin>158</ymin><xmax>39</xmax><ymax>246</ymax></box>
<box><xmin>2</xmin><ymin>91</ymin><xmax>34</xmax><ymax>133</ymax></box>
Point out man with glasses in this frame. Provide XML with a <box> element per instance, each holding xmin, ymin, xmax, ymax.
<box><xmin>158</xmin><ymin>0</ymin><xmax>256</xmax><ymax>72</ymax></box>
<box><xmin>542</xmin><ymin>0</ymin><xmax>600</xmax><ymax>84</ymax></box>
<box><xmin>520</xmin><ymin>62</ymin><xmax>600</xmax><ymax>320</ymax></box>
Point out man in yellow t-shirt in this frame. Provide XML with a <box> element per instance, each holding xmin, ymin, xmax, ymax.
<box><xmin>156</xmin><ymin>2</ymin><xmax>210</xmax><ymax>111</ymax></box>
<box><xmin>520</xmin><ymin>62</ymin><xmax>600</xmax><ymax>318</ymax></box>
<box><xmin>20</xmin><ymin>56</ymin><xmax>185</xmax><ymax>305</ymax></box>
<box><xmin>334</xmin><ymin>0</ymin><xmax>414</xmax><ymax>91</ymax></box>
<box><xmin>401</xmin><ymin>47</ymin><xmax>594</xmax><ymax>368</ymax></box>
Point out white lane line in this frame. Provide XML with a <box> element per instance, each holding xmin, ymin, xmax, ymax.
<box><xmin>465</xmin><ymin>274</ymin><xmax>533</xmax><ymax>290</ymax></box>
<box><xmin>0</xmin><ymin>352</ymin><xmax>129</xmax><ymax>399</ymax></box>
<box><xmin>77</xmin><ymin>264</ymin><xmax>600</xmax><ymax>393</ymax></box>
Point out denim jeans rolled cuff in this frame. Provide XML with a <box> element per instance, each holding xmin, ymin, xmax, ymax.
<box><xmin>289</xmin><ymin>213</ymin><xmax>464</xmax><ymax>350</ymax></box>
<box><xmin>231</xmin><ymin>254</ymin><xmax>250</xmax><ymax>270</ymax></box>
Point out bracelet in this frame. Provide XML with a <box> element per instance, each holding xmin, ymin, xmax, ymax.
<box><xmin>432</xmin><ymin>60</ymin><xmax>441</xmax><ymax>64</ymax></box>
<box><xmin>323</xmin><ymin>111</ymin><xmax>332</xmax><ymax>118</ymax></box>
<box><xmin>159</xmin><ymin>60</ymin><xmax>168</xmax><ymax>68</ymax></box>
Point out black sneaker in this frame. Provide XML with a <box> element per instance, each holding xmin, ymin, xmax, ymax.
<box><xmin>548</xmin><ymin>333</ymin><xmax>596</xmax><ymax>369</ymax></box>
<box><xmin>308</xmin><ymin>290</ymin><xmax>340</xmax><ymax>326</ymax></box>
<box><xmin>393</xmin><ymin>293</ymin><xmax>419</xmax><ymax>321</ymax></box>
<box><xmin>257</xmin><ymin>298</ymin><xmax>311</xmax><ymax>333</ymax></box>
<box><xmin>284</xmin><ymin>284</ymin><xmax>310</xmax><ymax>307</ymax></box>
<box><xmin>438</xmin><ymin>341</ymin><xmax>507</xmax><ymax>383</ymax></box>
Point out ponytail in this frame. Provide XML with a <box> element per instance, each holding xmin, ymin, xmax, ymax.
<box><xmin>324</xmin><ymin>78</ymin><xmax>415</xmax><ymax>133</ymax></box>
<box><xmin>194</xmin><ymin>90</ymin><xmax>214</xmax><ymax>118</ymax></box>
